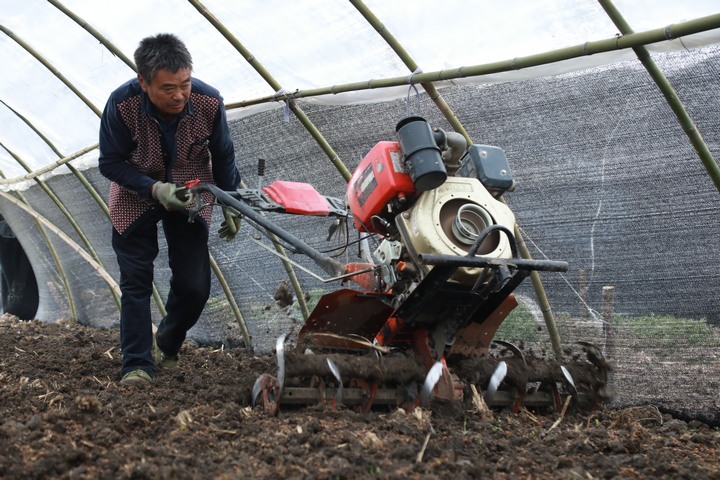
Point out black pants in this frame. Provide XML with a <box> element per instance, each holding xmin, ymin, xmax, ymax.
<box><xmin>112</xmin><ymin>210</ymin><xmax>210</xmax><ymax>378</ymax></box>
<box><xmin>0</xmin><ymin>235</ymin><xmax>39</xmax><ymax>320</ymax></box>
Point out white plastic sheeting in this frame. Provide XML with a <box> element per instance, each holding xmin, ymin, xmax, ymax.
<box><xmin>1</xmin><ymin>0</ymin><xmax>719</xmax><ymax>179</ymax></box>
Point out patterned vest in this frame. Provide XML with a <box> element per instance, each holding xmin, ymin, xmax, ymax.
<box><xmin>108</xmin><ymin>92</ymin><xmax>220</xmax><ymax>235</ymax></box>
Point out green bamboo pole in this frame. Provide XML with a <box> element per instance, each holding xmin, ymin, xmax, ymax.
<box><xmin>0</xmin><ymin>25</ymin><xmax>101</xmax><ymax>116</ymax></box>
<box><xmin>228</xmin><ymin>13</ymin><xmax>720</xmax><ymax>109</ymax></box>
<box><xmin>513</xmin><ymin>225</ymin><xmax>564</xmax><ymax>359</ymax></box>
<box><xmin>209</xmin><ymin>256</ymin><xmax>252</xmax><ymax>348</ymax></box>
<box><xmin>47</xmin><ymin>0</ymin><xmax>136</xmax><ymax>71</ymax></box>
<box><xmin>238</xmin><ymin>179</ymin><xmax>312</xmax><ymax>321</ymax></box>
<box><xmin>349</xmin><ymin>0</ymin><xmax>471</xmax><ymax>145</ymax></box>
<box><xmin>0</xmin><ymin>144</ymin><xmax>98</xmax><ymax>185</ymax></box>
<box><xmin>268</xmin><ymin>231</ymin><xmax>311</xmax><ymax>320</ymax></box>
<box><xmin>598</xmin><ymin>0</ymin><xmax>720</xmax><ymax>193</ymax></box>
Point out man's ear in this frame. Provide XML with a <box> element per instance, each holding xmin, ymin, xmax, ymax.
<box><xmin>137</xmin><ymin>73</ymin><xmax>147</xmax><ymax>92</ymax></box>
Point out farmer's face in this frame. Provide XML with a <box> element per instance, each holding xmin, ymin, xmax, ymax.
<box><xmin>139</xmin><ymin>67</ymin><xmax>191</xmax><ymax>120</ymax></box>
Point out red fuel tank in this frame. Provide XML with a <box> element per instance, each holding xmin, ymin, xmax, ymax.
<box><xmin>346</xmin><ymin>141</ymin><xmax>416</xmax><ymax>233</ymax></box>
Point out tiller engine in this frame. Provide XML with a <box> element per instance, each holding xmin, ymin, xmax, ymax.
<box><xmin>188</xmin><ymin>116</ymin><xmax>610</xmax><ymax>415</ymax></box>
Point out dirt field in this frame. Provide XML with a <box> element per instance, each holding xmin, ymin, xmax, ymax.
<box><xmin>1</xmin><ymin>314</ymin><xmax>719</xmax><ymax>479</ymax></box>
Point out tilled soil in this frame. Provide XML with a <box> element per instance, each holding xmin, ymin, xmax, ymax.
<box><xmin>1</xmin><ymin>314</ymin><xmax>719</xmax><ymax>479</ymax></box>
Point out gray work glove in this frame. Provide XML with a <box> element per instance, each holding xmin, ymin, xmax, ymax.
<box><xmin>152</xmin><ymin>182</ymin><xmax>194</xmax><ymax>211</ymax></box>
<box><xmin>218</xmin><ymin>209</ymin><xmax>241</xmax><ymax>241</ymax></box>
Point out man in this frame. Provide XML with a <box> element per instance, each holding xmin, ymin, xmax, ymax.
<box><xmin>99</xmin><ymin>33</ymin><xmax>241</xmax><ymax>384</ymax></box>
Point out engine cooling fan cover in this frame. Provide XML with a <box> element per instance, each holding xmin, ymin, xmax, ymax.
<box><xmin>396</xmin><ymin>176</ymin><xmax>516</xmax><ymax>285</ymax></box>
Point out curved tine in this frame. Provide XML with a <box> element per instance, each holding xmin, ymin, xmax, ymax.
<box><xmin>560</xmin><ymin>365</ymin><xmax>578</xmax><ymax>397</ymax></box>
<box><xmin>327</xmin><ymin>358</ymin><xmax>343</xmax><ymax>405</ymax></box>
<box><xmin>372</xmin><ymin>337</ymin><xmax>380</xmax><ymax>360</ymax></box>
<box><xmin>577</xmin><ymin>340</ymin><xmax>600</xmax><ymax>353</ymax></box>
<box><xmin>493</xmin><ymin>340</ymin><xmax>526</xmax><ymax>367</ymax></box>
<box><xmin>276</xmin><ymin>334</ymin><xmax>287</xmax><ymax>394</ymax></box>
<box><xmin>251</xmin><ymin>375</ymin><xmax>264</xmax><ymax>407</ymax></box>
<box><xmin>347</xmin><ymin>333</ymin><xmax>371</xmax><ymax>344</ymax></box>
<box><xmin>577</xmin><ymin>341</ymin><xmax>607</xmax><ymax>368</ymax></box>
<box><xmin>485</xmin><ymin>360</ymin><xmax>507</xmax><ymax>402</ymax></box>
<box><xmin>420</xmin><ymin>361</ymin><xmax>444</xmax><ymax>408</ymax></box>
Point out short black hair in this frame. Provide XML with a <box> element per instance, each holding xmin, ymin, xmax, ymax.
<box><xmin>134</xmin><ymin>33</ymin><xmax>193</xmax><ymax>83</ymax></box>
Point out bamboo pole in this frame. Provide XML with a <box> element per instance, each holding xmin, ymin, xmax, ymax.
<box><xmin>228</xmin><ymin>13</ymin><xmax>720</xmax><ymax>109</ymax></box>
<box><xmin>598</xmin><ymin>0</ymin><xmax>720</xmax><ymax>193</ymax></box>
<box><xmin>209</xmin><ymin>256</ymin><xmax>252</xmax><ymax>348</ymax></box>
<box><xmin>601</xmin><ymin>285</ymin><xmax>615</xmax><ymax>359</ymax></box>
<box><xmin>0</xmin><ymin>26</ymin><xmax>101</xmax><ymax>116</ymax></box>
<box><xmin>0</xmin><ymin>145</ymin><xmax>98</xmax><ymax>185</ymax></box>
<box><xmin>350</xmin><ymin>0</ymin><xmax>471</xmax><ymax>145</ymax></box>
<box><xmin>268</xmin><ymin>231</ymin><xmax>311</xmax><ymax>320</ymax></box>
<box><xmin>514</xmin><ymin>227</ymin><xmax>564</xmax><ymax>359</ymax></box>
<box><xmin>47</xmin><ymin>0</ymin><xmax>136</xmax><ymax>72</ymax></box>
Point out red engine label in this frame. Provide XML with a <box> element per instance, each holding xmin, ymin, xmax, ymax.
<box><xmin>347</xmin><ymin>141</ymin><xmax>416</xmax><ymax>233</ymax></box>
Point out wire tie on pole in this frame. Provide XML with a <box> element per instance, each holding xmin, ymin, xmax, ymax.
<box><xmin>272</xmin><ymin>88</ymin><xmax>285</xmax><ymax>101</ymax></box>
<box><xmin>583</xmin><ymin>41</ymin><xmax>590</xmax><ymax>56</ymax></box>
<box><xmin>273</xmin><ymin>88</ymin><xmax>290</xmax><ymax>123</ymax></box>
<box><xmin>664</xmin><ymin>24</ymin><xmax>674</xmax><ymax>40</ymax></box>
<box><xmin>405</xmin><ymin>67</ymin><xmax>423</xmax><ymax>117</ymax></box>
<box><xmin>406</xmin><ymin>67</ymin><xmax>422</xmax><ymax>85</ymax></box>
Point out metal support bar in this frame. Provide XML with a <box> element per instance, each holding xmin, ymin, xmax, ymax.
<box><xmin>417</xmin><ymin>253</ymin><xmax>569</xmax><ymax>273</ymax></box>
<box><xmin>194</xmin><ymin>184</ymin><xmax>346</xmax><ymax>278</ymax></box>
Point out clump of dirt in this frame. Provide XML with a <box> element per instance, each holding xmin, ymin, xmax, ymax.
<box><xmin>1</xmin><ymin>314</ymin><xmax>719</xmax><ymax>479</ymax></box>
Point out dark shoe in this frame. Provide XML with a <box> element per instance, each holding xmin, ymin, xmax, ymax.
<box><xmin>120</xmin><ymin>369</ymin><xmax>152</xmax><ymax>384</ymax></box>
<box><xmin>154</xmin><ymin>336</ymin><xmax>179</xmax><ymax>369</ymax></box>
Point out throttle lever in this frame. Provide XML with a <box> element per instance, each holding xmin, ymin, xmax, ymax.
<box><xmin>180</xmin><ymin>179</ymin><xmax>203</xmax><ymax>223</ymax></box>
<box><xmin>175</xmin><ymin>178</ymin><xmax>201</xmax><ymax>201</ymax></box>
